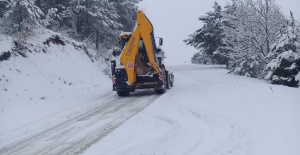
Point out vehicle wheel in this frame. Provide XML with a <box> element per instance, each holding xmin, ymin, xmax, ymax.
<box><xmin>130</xmin><ymin>88</ymin><xmax>136</xmax><ymax>92</ymax></box>
<box><xmin>166</xmin><ymin>71</ymin><xmax>170</xmax><ymax>89</ymax></box>
<box><xmin>170</xmin><ymin>74</ymin><xmax>174</xmax><ymax>87</ymax></box>
<box><xmin>117</xmin><ymin>91</ymin><xmax>130</xmax><ymax>96</ymax></box>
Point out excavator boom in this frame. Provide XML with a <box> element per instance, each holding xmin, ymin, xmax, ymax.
<box><xmin>120</xmin><ymin>10</ymin><xmax>160</xmax><ymax>85</ymax></box>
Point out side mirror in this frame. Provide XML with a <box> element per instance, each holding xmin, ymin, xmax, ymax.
<box><xmin>159</xmin><ymin>38</ymin><xmax>163</xmax><ymax>46</ymax></box>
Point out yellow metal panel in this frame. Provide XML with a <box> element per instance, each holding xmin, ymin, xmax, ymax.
<box><xmin>120</xmin><ymin>10</ymin><xmax>160</xmax><ymax>85</ymax></box>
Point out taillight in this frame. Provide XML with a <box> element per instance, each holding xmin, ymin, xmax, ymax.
<box><xmin>112</xmin><ymin>75</ymin><xmax>116</xmax><ymax>84</ymax></box>
<box><xmin>159</xmin><ymin>73</ymin><xmax>163</xmax><ymax>81</ymax></box>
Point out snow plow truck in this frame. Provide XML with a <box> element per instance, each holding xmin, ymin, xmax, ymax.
<box><xmin>111</xmin><ymin>10</ymin><xmax>174</xmax><ymax>96</ymax></box>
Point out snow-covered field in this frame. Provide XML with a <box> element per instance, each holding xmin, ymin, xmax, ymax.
<box><xmin>84</xmin><ymin>65</ymin><xmax>300</xmax><ymax>155</ymax></box>
<box><xmin>1</xmin><ymin>40</ymin><xmax>300</xmax><ymax>155</ymax></box>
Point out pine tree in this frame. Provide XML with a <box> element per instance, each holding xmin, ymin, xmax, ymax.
<box><xmin>217</xmin><ymin>0</ymin><xmax>238</xmax><ymax>68</ymax></box>
<box><xmin>110</xmin><ymin>0</ymin><xmax>141</xmax><ymax>32</ymax></box>
<box><xmin>184</xmin><ymin>2</ymin><xmax>225</xmax><ymax>64</ymax></box>
<box><xmin>4</xmin><ymin>0</ymin><xmax>44</xmax><ymax>33</ymax></box>
<box><xmin>36</xmin><ymin>0</ymin><xmax>71</xmax><ymax>31</ymax></box>
<box><xmin>265</xmin><ymin>12</ymin><xmax>300</xmax><ymax>87</ymax></box>
<box><xmin>0</xmin><ymin>0</ymin><xmax>9</xmax><ymax>18</ymax></box>
<box><xmin>88</xmin><ymin>0</ymin><xmax>123</xmax><ymax>49</ymax></box>
<box><xmin>60</xmin><ymin>0</ymin><xmax>122</xmax><ymax>49</ymax></box>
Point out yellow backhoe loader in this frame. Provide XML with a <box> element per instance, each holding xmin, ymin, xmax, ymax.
<box><xmin>111</xmin><ymin>10</ymin><xmax>174</xmax><ymax>96</ymax></box>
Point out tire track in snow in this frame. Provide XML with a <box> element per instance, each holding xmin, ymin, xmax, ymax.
<box><xmin>113</xmin><ymin>111</ymin><xmax>182</xmax><ymax>155</ymax></box>
<box><xmin>104</xmin><ymin>102</ymin><xmax>252</xmax><ymax>155</ymax></box>
<box><xmin>184</xmin><ymin>108</ymin><xmax>253</xmax><ymax>155</ymax></box>
<box><xmin>0</xmin><ymin>90</ymin><xmax>159</xmax><ymax>155</ymax></box>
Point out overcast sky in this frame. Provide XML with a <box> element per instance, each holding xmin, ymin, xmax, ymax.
<box><xmin>138</xmin><ymin>0</ymin><xmax>300</xmax><ymax>65</ymax></box>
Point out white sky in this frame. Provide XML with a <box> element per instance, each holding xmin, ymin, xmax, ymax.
<box><xmin>138</xmin><ymin>0</ymin><xmax>300</xmax><ymax>65</ymax></box>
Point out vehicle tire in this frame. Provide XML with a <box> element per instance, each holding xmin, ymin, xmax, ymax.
<box><xmin>155</xmin><ymin>89</ymin><xmax>164</xmax><ymax>94</ymax></box>
<box><xmin>130</xmin><ymin>88</ymin><xmax>136</xmax><ymax>92</ymax></box>
<box><xmin>117</xmin><ymin>91</ymin><xmax>130</xmax><ymax>96</ymax></box>
<box><xmin>170</xmin><ymin>74</ymin><xmax>174</xmax><ymax>87</ymax></box>
<box><xmin>166</xmin><ymin>71</ymin><xmax>170</xmax><ymax>89</ymax></box>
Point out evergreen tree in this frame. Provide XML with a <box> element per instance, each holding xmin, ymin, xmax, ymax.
<box><xmin>110</xmin><ymin>0</ymin><xmax>141</xmax><ymax>32</ymax></box>
<box><xmin>35</xmin><ymin>0</ymin><xmax>71</xmax><ymax>31</ymax></box>
<box><xmin>217</xmin><ymin>0</ymin><xmax>237</xmax><ymax>68</ymax></box>
<box><xmin>60</xmin><ymin>0</ymin><xmax>122</xmax><ymax>49</ymax></box>
<box><xmin>265</xmin><ymin>12</ymin><xmax>300</xmax><ymax>87</ymax></box>
<box><xmin>0</xmin><ymin>0</ymin><xmax>9</xmax><ymax>18</ymax></box>
<box><xmin>184</xmin><ymin>2</ymin><xmax>225</xmax><ymax>64</ymax></box>
<box><xmin>4</xmin><ymin>0</ymin><xmax>44</xmax><ymax>33</ymax></box>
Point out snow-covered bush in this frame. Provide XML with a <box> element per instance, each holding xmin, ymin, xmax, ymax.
<box><xmin>191</xmin><ymin>52</ymin><xmax>212</xmax><ymax>64</ymax></box>
<box><xmin>265</xmin><ymin>12</ymin><xmax>300</xmax><ymax>87</ymax></box>
<box><xmin>265</xmin><ymin>51</ymin><xmax>300</xmax><ymax>87</ymax></box>
<box><xmin>230</xmin><ymin>55</ymin><xmax>262</xmax><ymax>78</ymax></box>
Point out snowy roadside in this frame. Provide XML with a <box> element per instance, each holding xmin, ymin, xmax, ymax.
<box><xmin>84</xmin><ymin>65</ymin><xmax>300</xmax><ymax>155</ymax></box>
<box><xmin>0</xmin><ymin>29</ymin><xmax>113</xmax><ymax>144</ymax></box>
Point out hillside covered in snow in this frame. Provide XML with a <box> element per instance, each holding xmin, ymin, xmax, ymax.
<box><xmin>0</xmin><ymin>29</ymin><xmax>111</xmax><ymax>135</ymax></box>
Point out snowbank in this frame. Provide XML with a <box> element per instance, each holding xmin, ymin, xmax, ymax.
<box><xmin>0</xmin><ymin>29</ymin><xmax>111</xmax><ymax>135</ymax></box>
<box><xmin>0</xmin><ymin>34</ymin><xmax>14</xmax><ymax>55</ymax></box>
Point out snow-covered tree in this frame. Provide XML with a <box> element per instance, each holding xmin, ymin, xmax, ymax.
<box><xmin>218</xmin><ymin>0</ymin><xmax>285</xmax><ymax>78</ymax></box>
<box><xmin>191</xmin><ymin>52</ymin><xmax>212</xmax><ymax>64</ymax></box>
<box><xmin>33</xmin><ymin>0</ymin><xmax>69</xmax><ymax>31</ymax></box>
<box><xmin>43</xmin><ymin>8</ymin><xmax>61</xmax><ymax>30</ymax></box>
<box><xmin>110</xmin><ymin>0</ymin><xmax>141</xmax><ymax>32</ymax></box>
<box><xmin>4</xmin><ymin>0</ymin><xmax>44</xmax><ymax>33</ymax></box>
<box><xmin>0</xmin><ymin>0</ymin><xmax>9</xmax><ymax>18</ymax></box>
<box><xmin>87</xmin><ymin>0</ymin><xmax>123</xmax><ymax>49</ymax></box>
<box><xmin>59</xmin><ymin>0</ymin><xmax>122</xmax><ymax>49</ymax></box>
<box><xmin>265</xmin><ymin>12</ymin><xmax>300</xmax><ymax>87</ymax></box>
<box><xmin>217</xmin><ymin>0</ymin><xmax>238</xmax><ymax>68</ymax></box>
<box><xmin>184</xmin><ymin>2</ymin><xmax>225</xmax><ymax>64</ymax></box>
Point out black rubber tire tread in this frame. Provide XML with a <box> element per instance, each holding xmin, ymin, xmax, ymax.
<box><xmin>117</xmin><ymin>91</ymin><xmax>130</xmax><ymax>96</ymax></box>
<box><xmin>166</xmin><ymin>71</ymin><xmax>170</xmax><ymax>89</ymax></box>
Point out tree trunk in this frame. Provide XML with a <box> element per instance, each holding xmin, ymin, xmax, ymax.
<box><xmin>86</xmin><ymin>13</ymin><xmax>90</xmax><ymax>36</ymax></box>
<box><xmin>226</xmin><ymin>57</ymin><xmax>229</xmax><ymax>69</ymax></box>
<box><xmin>96</xmin><ymin>30</ymin><xmax>99</xmax><ymax>49</ymax></box>
<box><xmin>18</xmin><ymin>7</ymin><xmax>22</xmax><ymax>32</ymax></box>
<box><xmin>76</xmin><ymin>15</ymin><xmax>80</xmax><ymax>34</ymax></box>
<box><xmin>36</xmin><ymin>0</ymin><xmax>41</xmax><ymax>8</ymax></box>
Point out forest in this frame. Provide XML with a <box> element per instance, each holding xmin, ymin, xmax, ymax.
<box><xmin>0</xmin><ymin>0</ymin><xmax>141</xmax><ymax>50</ymax></box>
<box><xmin>1</xmin><ymin>0</ymin><xmax>299</xmax><ymax>88</ymax></box>
<box><xmin>185</xmin><ymin>0</ymin><xmax>300</xmax><ymax>87</ymax></box>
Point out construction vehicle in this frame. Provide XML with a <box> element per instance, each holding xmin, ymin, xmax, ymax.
<box><xmin>111</xmin><ymin>10</ymin><xmax>174</xmax><ymax>96</ymax></box>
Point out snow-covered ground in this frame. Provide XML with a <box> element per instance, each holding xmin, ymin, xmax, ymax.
<box><xmin>84</xmin><ymin>65</ymin><xmax>300</xmax><ymax>155</ymax></box>
<box><xmin>0</xmin><ymin>30</ymin><xmax>111</xmax><ymax>136</ymax></box>
<box><xmin>1</xmin><ymin>36</ymin><xmax>300</xmax><ymax>155</ymax></box>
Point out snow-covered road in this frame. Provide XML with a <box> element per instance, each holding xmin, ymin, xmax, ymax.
<box><xmin>84</xmin><ymin>65</ymin><xmax>300</xmax><ymax>155</ymax></box>
<box><xmin>0</xmin><ymin>90</ymin><xmax>159</xmax><ymax>155</ymax></box>
<box><xmin>1</xmin><ymin>65</ymin><xmax>299</xmax><ymax>155</ymax></box>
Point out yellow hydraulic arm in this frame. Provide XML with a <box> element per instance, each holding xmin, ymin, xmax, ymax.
<box><xmin>120</xmin><ymin>10</ymin><xmax>160</xmax><ymax>85</ymax></box>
